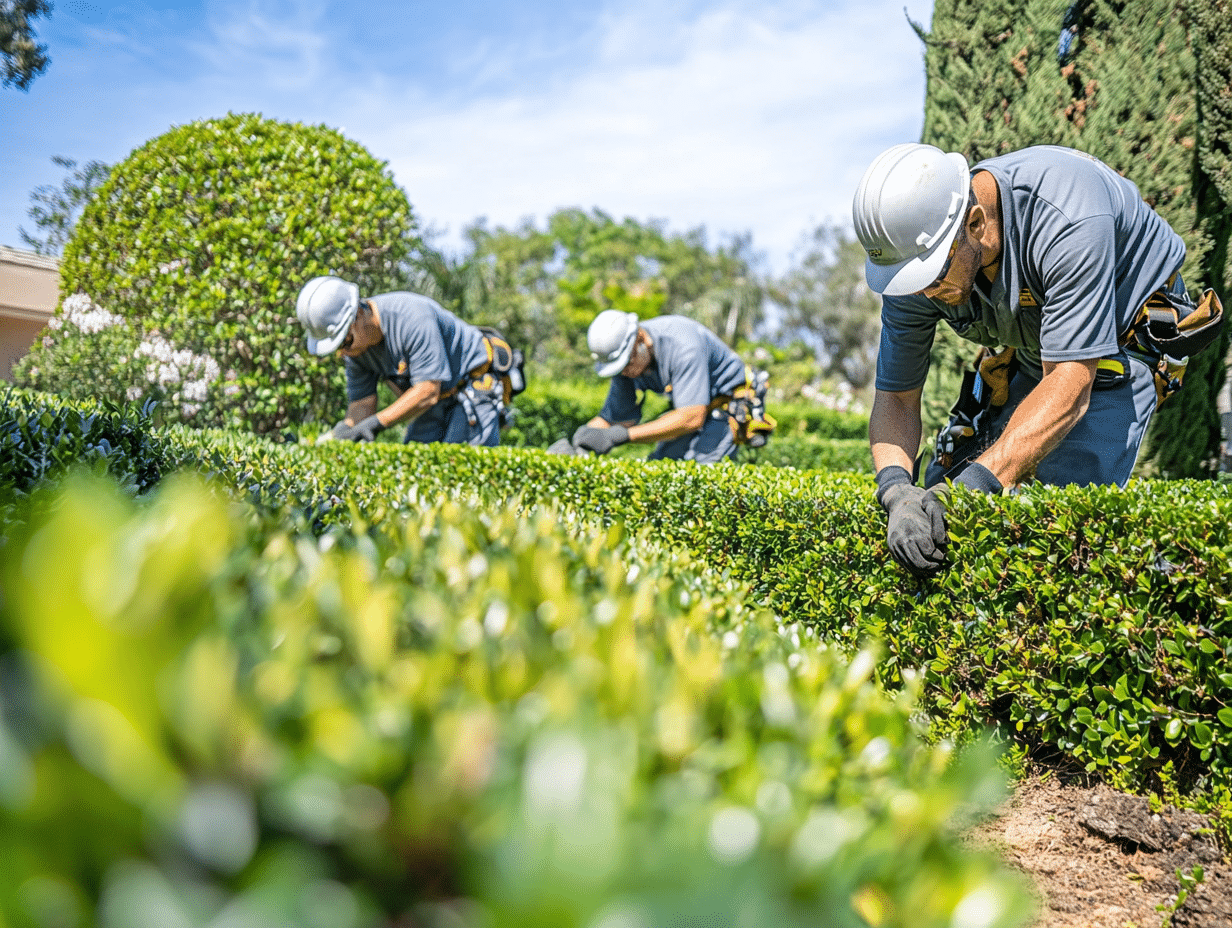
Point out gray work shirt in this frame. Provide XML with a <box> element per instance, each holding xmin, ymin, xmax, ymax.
<box><xmin>599</xmin><ymin>315</ymin><xmax>747</xmax><ymax>424</ymax></box>
<box><xmin>875</xmin><ymin>145</ymin><xmax>1187</xmax><ymax>391</ymax></box>
<box><xmin>345</xmin><ymin>292</ymin><xmax>488</xmax><ymax>403</ymax></box>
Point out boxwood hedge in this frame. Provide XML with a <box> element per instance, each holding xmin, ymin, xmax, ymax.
<box><xmin>0</xmin><ymin>474</ymin><xmax>1030</xmax><ymax>927</ymax></box>
<box><xmin>153</xmin><ymin>431</ymin><xmax>1232</xmax><ymax>791</ymax></box>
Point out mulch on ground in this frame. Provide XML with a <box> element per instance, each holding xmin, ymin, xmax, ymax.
<box><xmin>966</xmin><ymin>776</ymin><xmax>1230</xmax><ymax>928</ymax></box>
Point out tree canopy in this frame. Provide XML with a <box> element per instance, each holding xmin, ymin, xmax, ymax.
<box><xmin>19</xmin><ymin>156</ymin><xmax>112</xmax><ymax>256</ymax></box>
<box><xmin>1</xmin><ymin>0</ymin><xmax>51</xmax><ymax>91</ymax></box>
<box><xmin>409</xmin><ymin>208</ymin><xmax>765</xmax><ymax>379</ymax></box>
<box><xmin>771</xmin><ymin>224</ymin><xmax>881</xmax><ymax>388</ymax></box>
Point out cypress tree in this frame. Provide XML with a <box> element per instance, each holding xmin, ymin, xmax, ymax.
<box><xmin>918</xmin><ymin>0</ymin><xmax>1231</xmax><ymax>476</ymax></box>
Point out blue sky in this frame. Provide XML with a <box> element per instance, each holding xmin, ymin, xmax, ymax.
<box><xmin>2</xmin><ymin>0</ymin><xmax>935</xmax><ymax>272</ymax></box>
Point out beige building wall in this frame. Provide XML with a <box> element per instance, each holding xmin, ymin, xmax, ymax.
<box><xmin>0</xmin><ymin>246</ymin><xmax>60</xmax><ymax>381</ymax></box>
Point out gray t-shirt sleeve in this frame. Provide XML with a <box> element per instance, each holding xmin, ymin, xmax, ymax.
<box><xmin>403</xmin><ymin>312</ymin><xmax>452</xmax><ymax>385</ymax></box>
<box><xmin>875</xmin><ymin>294</ymin><xmax>941</xmax><ymax>392</ymax></box>
<box><xmin>664</xmin><ymin>340</ymin><xmax>711</xmax><ymax>408</ymax></box>
<box><xmin>599</xmin><ymin>376</ymin><xmax>643</xmax><ymax>424</ymax></box>
<box><xmin>345</xmin><ymin>358</ymin><xmax>378</xmax><ymax>403</ymax></box>
<box><xmin>1035</xmin><ymin>214</ymin><xmax>1120</xmax><ymax>362</ymax></box>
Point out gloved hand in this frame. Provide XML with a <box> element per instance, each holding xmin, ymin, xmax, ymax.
<box><xmin>316</xmin><ymin>420</ymin><xmax>348</xmax><ymax>444</ymax></box>
<box><xmin>951</xmin><ymin>461</ymin><xmax>1003</xmax><ymax>494</ymax></box>
<box><xmin>332</xmin><ymin>414</ymin><xmax>386</xmax><ymax>443</ymax></box>
<box><xmin>546</xmin><ymin>437</ymin><xmax>581</xmax><ymax>455</ymax></box>
<box><xmin>572</xmin><ymin>424</ymin><xmax>629</xmax><ymax>455</ymax></box>
<box><xmin>875</xmin><ymin>465</ymin><xmax>948</xmax><ymax>580</ymax></box>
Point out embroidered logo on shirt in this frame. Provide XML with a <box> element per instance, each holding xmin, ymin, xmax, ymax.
<box><xmin>1019</xmin><ymin>289</ymin><xmax>1039</xmax><ymax>307</ymax></box>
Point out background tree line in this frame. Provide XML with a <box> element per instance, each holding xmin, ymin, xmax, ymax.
<box><xmin>19</xmin><ymin>153</ymin><xmax>883</xmax><ymax>395</ymax></box>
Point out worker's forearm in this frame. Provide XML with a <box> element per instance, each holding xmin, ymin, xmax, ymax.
<box><xmin>378</xmin><ymin>381</ymin><xmax>441</xmax><ymax>426</ymax></box>
<box><xmin>977</xmin><ymin>360</ymin><xmax>1095</xmax><ymax>485</ymax></box>
<box><xmin>628</xmin><ymin>405</ymin><xmax>707</xmax><ymax>443</ymax></box>
<box><xmin>346</xmin><ymin>396</ymin><xmax>377</xmax><ymax>425</ymax></box>
<box><xmin>870</xmin><ymin>388</ymin><xmax>923</xmax><ymax>475</ymax></box>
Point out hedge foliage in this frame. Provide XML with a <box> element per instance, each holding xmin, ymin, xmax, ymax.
<box><xmin>500</xmin><ymin>379</ymin><xmax>869</xmax><ymax>450</ymax></box>
<box><xmin>155</xmin><ymin>431</ymin><xmax>1232</xmax><ymax>791</ymax></box>
<box><xmin>0</xmin><ymin>473</ymin><xmax>1030</xmax><ymax>928</ymax></box>
<box><xmin>4</xmin><ymin>390</ymin><xmax>1229</xmax><ymax>923</ymax></box>
<box><xmin>13</xmin><ymin>113</ymin><xmax>419</xmax><ymax>434</ymax></box>
<box><xmin>0</xmin><ymin>388</ymin><xmax>170</xmax><ymax>506</ymax></box>
<box><xmin>2</xmin><ymin>393</ymin><xmax>1225</xmax><ymax>790</ymax></box>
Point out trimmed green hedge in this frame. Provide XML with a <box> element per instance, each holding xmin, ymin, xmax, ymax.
<box><xmin>0</xmin><ymin>388</ymin><xmax>171</xmax><ymax>503</ymax></box>
<box><xmin>155</xmin><ymin>432</ymin><xmax>1232</xmax><ymax>790</ymax></box>
<box><xmin>0</xmin><ymin>474</ymin><xmax>1029</xmax><ymax>927</ymax></box>
<box><xmin>3</xmin><ymin>392</ymin><xmax>1229</xmax><ymax>791</ymax></box>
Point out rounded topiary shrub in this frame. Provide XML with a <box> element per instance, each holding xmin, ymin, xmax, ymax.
<box><xmin>15</xmin><ymin>113</ymin><xmax>419</xmax><ymax>433</ymax></box>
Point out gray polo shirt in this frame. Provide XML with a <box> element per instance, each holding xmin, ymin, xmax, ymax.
<box><xmin>876</xmin><ymin>145</ymin><xmax>1187</xmax><ymax>391</ymax></box>
<box><xmin>345</xmin><ymin>292</ymin><xmax>488</xmax><ymax>403</ymax></box>
<box><xmin>599</xmin><ymin>315</ymin><xmax>747</xmax><ymax>424</ymax></box>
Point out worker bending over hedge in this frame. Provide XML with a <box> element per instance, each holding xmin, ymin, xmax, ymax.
<box><xmin>854</xmin><ymin>143</ymin><xmax>1224</xmax><ymax>579</ymax></box>
<box><xmin>559</xmin><ymin>310</ymin><xmax>774</xmax><ymax>463</ymax></box>
<box><xmin>296</xmin><ymin>276</ymin><xmax>521</xmax><ymax>446</ymax></box>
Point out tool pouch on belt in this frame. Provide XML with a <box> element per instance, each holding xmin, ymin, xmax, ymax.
<box><xmin>460</xmin><ymin>372</ymin><xmax>510</xmax><ymax>429</ymax></box>
<box><xmin>476</xmin><ymin>325</ymin><xmax>527</xmax><ymax>404</ymax></box>
<box><xmin>933</xmin><ymin>346</ymin><xmax>1018</xmax><ymax>475</ymax></box>
<box><xmin>1123</xmin><ymin>285</ymin><xmax>1225</xmax><ymax>407</ymax></box>
<box><xmin>711</xmin><ymin>366</ymin><xmax>777</xmax><ymax>447</ymax></box>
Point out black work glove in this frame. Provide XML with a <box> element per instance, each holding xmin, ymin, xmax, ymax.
<box><xmin>333</xmin><ymin>414</ymin><xmax>385</xmax><ymax>443</ymax></box>
<box><xmin>951</xmin><ymin>461</ymin><xmax>1003</xmax><ymax>494</ymax></box>
<box><xmin>572</xmin><ymin>424</ymin><xmax>629</xmax><ymax>455</ymax></box>
<box><xmin>546</xmin><ymin>437</ymin><xmax>581</xmax><ymax>455</ymax></box>
<box><xmin>875</xmin><ymin>465</ymin><xmax>948</xmax><ymax>580</ymax></box>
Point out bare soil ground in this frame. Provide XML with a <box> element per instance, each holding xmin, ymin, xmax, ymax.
<box><xmin>967</xmin><ymin>777</ymin><xmax>1231</xmax><ymax>928</ymax></box>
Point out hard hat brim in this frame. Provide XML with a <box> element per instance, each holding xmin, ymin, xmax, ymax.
<box><xmin>305</xmin><ymin>290</ymin><xmax>360</xmax><ymax>356</ymax></box>
<box><xmin>595</xmin><ymin>346</ymin><xmax>634</xmax><ymax>378</ymax></box>
<box><xmin>865</xmin><ymin>179</ymin><xmax>969</xmax><ymax>297</ymax></box>
<box><xmin>593</xmin><ymin>317</ymin><xmax>640</xmax><ymax>377</ymax></box>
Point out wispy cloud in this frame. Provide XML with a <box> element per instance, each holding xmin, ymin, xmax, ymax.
<box><xmin>1</xmin><ymin>0</ymin><xmax>933</xmax><ymax>273</ymax></box>
<box><xmin>349</xmin><ymin>0</ymin><xmax>932</xmax><ymax>269</ymax></box>
<box><xmin>193</xmin><ymin>0</ymin><xmax>331</xmax><ymax>90</ymax></box>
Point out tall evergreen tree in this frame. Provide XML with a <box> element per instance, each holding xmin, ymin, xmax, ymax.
<box><xmin>918</xmin><ymin>0</ymin><xmax>1231</xmax><ymax>476</ymax></box>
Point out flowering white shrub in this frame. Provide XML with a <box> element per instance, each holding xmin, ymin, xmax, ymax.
<box><xmin>133</xmin><ymin>333</ymin><xmax>221</xmax><ymax>418</ymax></box>
<box><xmin>25</xmin><ymin>292</ymin><xmax>221</xmax><ymax>420</ymax></box>
<box><xmin>47</xmin><ymin>292</ymin><xmax>125</xmax><ymax>336</ymax></box>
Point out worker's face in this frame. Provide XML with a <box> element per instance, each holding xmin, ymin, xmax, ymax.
<box><xmin>621</xmin><ymin>331</ymin><xmax>652</xmax><ymax>377</ymax></box>
<box><xmin>338</xmin><ymin>303</ymin><xmax>379</xmax><ymax>357</ymax></box>
<box><xmin>918</xmin><ymin>227</ymin><xmax>980</xmax><ymax>306</ymax></box>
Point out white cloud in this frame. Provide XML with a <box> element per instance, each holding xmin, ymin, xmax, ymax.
<box><xmin>195</xmin><ymin>0</ymin><xmax>331</xmax><ymax>90</ymax></box>
<box><xmin>345</xmin><ymin>0</ymin><xmax>933</xmax><ymax>270</ymax></box>
<box><xmin>0</xmin><ymin>0</ymin><xmax>933</xmax><ymax>274</ymax></box>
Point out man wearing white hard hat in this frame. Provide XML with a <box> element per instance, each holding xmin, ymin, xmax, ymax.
<box><xmin>565</xmin><ymin>310</ymin><xmax>758</xmax><ymax>463</ymax></box>
<box><xmin>295</xmin><ymin>276</ymin><xmax>512</xmax><ymax>446</ymax></box>
<box><xmin>855</xmin><ymin>143</ymin><xmax>1223</xmax><ymax>579</ymax></box>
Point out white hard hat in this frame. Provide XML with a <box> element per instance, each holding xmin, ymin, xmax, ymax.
<box><xmin>296</xmin><ymin>276</ymin><xmax>360</xmax><ymax>355</ymax></box>
<box><xmin>852</xmin><ymin>143</ymin><xmax>970</xmax><ymax>296</ymax></box>
<box><xmin>588</xmin><ymin>310</ymin><xmax>641</xmax><ymax>377</ymax></box>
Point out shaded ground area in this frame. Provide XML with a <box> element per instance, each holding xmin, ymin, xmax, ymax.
<box><xmin>968</xmin><ymin>777</ymin><xmax>1230</xmax><ymax>927</ymax></box>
